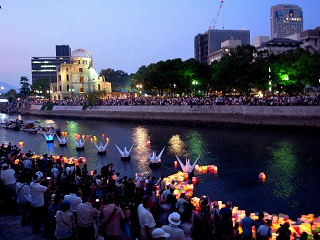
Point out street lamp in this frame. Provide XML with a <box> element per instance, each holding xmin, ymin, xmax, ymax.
<box><xmin>136</xmin><ymin>84</ymin><xmax>142</xmax><ymax>96</ymax></box>
<box><xmin>192</xmin><ymin>80</ymin><xmax>198</xmax><ymax>96</ymax></box>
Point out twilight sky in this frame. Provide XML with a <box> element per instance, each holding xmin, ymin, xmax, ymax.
<box><xmin>0</xmin><ymin>0</ymin><xmax>319</xmax><ymax>88</ymax></box>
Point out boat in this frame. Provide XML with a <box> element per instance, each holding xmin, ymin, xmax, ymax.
<box><xmin>56</xmin><ymin>135</ymin><xmax>68</xmax><ymax>146</ymax></box>
<box><xmin>75</xmin><ymin>139</ymin><xmax>86</xmax><ymax>151</ymax></box>
<box><xmin>115</xmin><ymin>144</ymin><xmax>133</xmax><ymax>161</ymax></box>
<box><xmin>175</xmin><ymin>155</ymin><xmax>200</xmax><ymax>173</ymax></box>
<box><xmin>93</xmin><ymin>141</ymin><xmax>108</xmax><ymax>155</ymax></box>
<box><xmin>0</xmin><ymin>118</ymin><xmax>23</xmax><ymax>130</ymax></box>
<box><xmin>147</xmin><ymin>147</ymin><xmax>165</xmax><ymax>168</ymax></box>
<box><xmin>37</xmin><ymin>120</ymin><xmax>58</xmax><ymax>134</ymax></box>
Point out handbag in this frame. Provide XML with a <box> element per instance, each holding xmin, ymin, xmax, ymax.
<box><xmin>98</xmin><ymin>205</ymin><xmax>118</xmax><ymax>237</ymax></box>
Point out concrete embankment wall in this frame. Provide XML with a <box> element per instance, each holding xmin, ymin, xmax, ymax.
<box><xmin>27</xmin><ymin>105</ymin><xmax>320</xmax><ymax>130</ymax></box>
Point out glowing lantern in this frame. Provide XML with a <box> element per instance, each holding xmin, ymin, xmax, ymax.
<box><xmin>137</xmin><ymin>145</ymin><xmax>141</xmax><ymax>151</ymax></box>
<box><xmin>15</xmin><ymin>159</ymin><xmax>19</xmax><ymax>164</ymax></box>
<box><xmin>19</xmin><ymin>141</ymin><xmax>24</xmax><ymax>146</ymax></box>
<box><xmin>82</xmin><ymin>158</ymin><xmax>86</xmax><ymax>163</ymax></box>
<box><xmin>192</xmin><ymin>177</ymin><xmax>197</xmax><ymax>184</ymax></box>
<box><xmin>90</xmin><ymin>170</ymin><xmax>94</xmax><ymax>176</ymax></box>
<box><xmin>194</xmin><ymin>165</ymin><xmax>199</xmax><ymax>171</ymax></box>
<box><xmin>106</xmin><ymin>138</ymin><xmax>109</xmax><ymax>142</ymax></box>
<box><xmin>174</xmin><ymin>161</ymin><xmax>178</xmax><ymax>167</ymax></box>
<box><xmin>146</xmin><ymin>141</ymin><xmax>150</xmax><ymax>147</ymax></box>
<box><xmin>102</xmin><ymin>134</ymin><xmax>105</xmax><ymax>139</ymax></box>
<box><xmin>259</xmin><ymin>172</ymin><xmax>266</xmax><ymax>179</ymax></box>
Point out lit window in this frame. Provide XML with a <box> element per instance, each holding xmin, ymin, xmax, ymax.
<box><xmin>80</xmin><ymin>77</ymin><xmax>84</xmax><ymax>83</ymax></box>
<box><xmin>80</xmin><ymin>87</ymin><xmax>84</xmax><ymax>93</ymax></box>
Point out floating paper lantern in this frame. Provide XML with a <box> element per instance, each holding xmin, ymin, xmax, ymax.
<box><xmin>15</xmin><ymin>159</ymin><xmax>19</xmax><ymax>164</ymax></box>
<box><xmin>19</xmin><ymin>141</ymin><xmax>24</xmax><ymax>146</ymax></box>
<box><xmin>106</xmin><ymin>138</ymin><xmax>109</xmax><ymax>142</ymax></box>
<box><xmin>259</xmin><ymin>172</ymin><xmax>266</xmax><ymax>179</ymax></box>
<box><xmin>102</xmin><ymin>134</ymin><xmax>105</xmax><ymax>139</ymax></box>
<box><xmin>82</xmin><ymin>158</ymin><xmax>86</xmax><ymax>163</ymax></box>
<box><xmin>192</xmin><ymin>177</ymin><xmax>197</xmax><ymax>184</ymax></box>
<box><xmin>90</xmin><ymin>170</ymin><xmax>94</xmax><ymax>176</ymax></box>
<box><xmin>146</xmin><ymin>141</ymin><xmax>150</xmax><ymax>147</ymax></box>
<box><xmin>174</xmin><ymin>161</ymin><xmax>178</xmax><ymax>167</ymax></box>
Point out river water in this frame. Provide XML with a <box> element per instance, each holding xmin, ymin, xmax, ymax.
<box><xmin>1</xmin><ymin>113</ymin><xmax>319</xmax><ymax>220</ymax></box>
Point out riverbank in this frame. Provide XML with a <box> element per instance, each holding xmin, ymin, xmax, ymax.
<box><xmin>25</xmin><ymin>105</ymin><xmax>320</xmax><ymax>130</ymax></box>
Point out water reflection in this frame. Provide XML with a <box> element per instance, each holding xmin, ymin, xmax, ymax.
<box><xmin>269</xmin><ymin>141</ymin><xmax>298</xmax><ymax>199</ymax></box>
<box><xmin>168</xmin><ymin>134</ymin><xmax>185</xmax><ymax>155</ymax></box>
<box><xmin>131</xmin><ymin>126</ymin><xmax>151</xmax><ymax>175</ymax></box>
<box><xmin>185</xmin><ymin>131</ymin><xmax>210</xmax><ymax>165</ymax></box>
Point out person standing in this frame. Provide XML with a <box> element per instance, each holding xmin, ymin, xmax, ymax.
<box><xmin>64</xmin><ymin>184</ymin><xmax>82</xmax><ymax>219</ymax></box>
<box><xmin>240</xmin><ymin>210</ymin><xmax>254</xmax><ymax>240</ymax></box>
<box><xmin>257</xmin><ymin>219</ymin><xmax>272</xmax><ymax>240</ymax></box>
<box><xmin>30</xmin><ymin>174</ymin><xmax>52</xmax><ymax>232</ymax></box>
<box><xmin>16</xmin><ymin>174</ymin><xmax>31</xmax><ymax>225</ymax></box>
<box><xmin>77</xmin><ymin>194</ymin><xmax>101</xmax><ymax>240</ymax></box>
<box><xmin>161</xmin><ymin>212</ymin><xmax>186</xmax><ymax>240</ymax></box>
<box><xmin>102</xmin><ymin>193</ymin><xmax>125</xmax><ymax>240</ymax></box>
<box><xmin>138</xmin><ymin>195</ymin><xmax>156</xmax><ymax>240</ymax></box>
<box><xmin>1</xmin><ymin>163</ymin><xmax>17</xmax><ymax>208</ymax></box>
<box><xmin>220</xmin><ymin>201</ymin><xmax>233</xmax><ymax>240</ymax></box>
<box><xmin>55</xmin><ymin>200</ymin><xmax>75</xmax><ymax>240</ymax></box>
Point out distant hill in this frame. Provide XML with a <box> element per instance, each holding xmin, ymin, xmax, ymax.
<box><xmin>0</xmin><ymin>82</ymin><xmax>19</xmax><ymax>93</ymax></box>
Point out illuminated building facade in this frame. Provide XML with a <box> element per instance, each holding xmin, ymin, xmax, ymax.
<box><xmin>50</xmin><ymin>49</ymin><xmax>111</xmax><ymax>100</ymax></box>
<box><xmin>270</xmin><ymin>4</ymin><xmax>303</xmax><ymax>39</ymax></box>
<box><xmin>31</xmin><ymin>45</ymin><xmax>71</xmax><ymax>84</ymax></box>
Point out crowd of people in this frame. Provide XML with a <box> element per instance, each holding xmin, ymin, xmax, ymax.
<box><xmin>1</xmin><ymin>94</ymin><xmax>320</xmax><ymax>114</ymax></box>
<box><xmin>1</xmin><ymin>143</ymin><xmax>320</xmax><ymax>240</ymax></box>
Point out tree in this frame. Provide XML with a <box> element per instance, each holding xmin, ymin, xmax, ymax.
<box><xmin>19</xmin><ymin>76</ymin><xmax>31</xmax><ymax>98</ymax></box>
<box><xmin>31</xmin><ymin>78</ymin><xmax>50</xmax><ymax>98</ymax></box>
<box><xmin>100</xmin><ymin>68</ymin><xmax>131</xmax><ymax>92</ymax></box>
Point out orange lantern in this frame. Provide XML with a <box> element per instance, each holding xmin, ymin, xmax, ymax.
<box><xmin>146</xmin><ymin>141</ymin><xmax>150</xmax><ymax>147</ymax></box>
<box><xmin>174</xmin><ymin>161</ymin><xmax>178</xmax><ymax>167</ymax></box>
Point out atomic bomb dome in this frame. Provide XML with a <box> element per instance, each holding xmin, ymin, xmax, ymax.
<box><xmin>71</xmin><ymin>49</ymin><xmax>92</xmax><ymax>59</ymax></box>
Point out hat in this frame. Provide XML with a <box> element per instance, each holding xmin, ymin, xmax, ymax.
<box><xmin>226</xmin><ymin>201</ymin><xmax>232</xmax><ymax>207</ymax></box>
<box><xmin>152</xmin><ymin>228</ymin><xmax>170</xmax><ymax>238</ymax></box>
<box><xmin>168</xmin><ymin>212</ymin><xmax>181</xmax><ymax>226</ymax></box>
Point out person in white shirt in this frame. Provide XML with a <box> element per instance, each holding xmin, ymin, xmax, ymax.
<box><xmin>1</xmin><ymin>163</ymin><xmax>17</xmax><ymax>206</ymax></box>
<box><xmin>51</xmin><ymin>164</ymin><xmax>59</xmax><ymax>179</ymax></box>
<box><xmin>16</xmin><ymin>174</ymin><xmax>31</xmax><ymax>225</ymax></box>
<box><xmin>30</xmin><ymin>174</ymin><xmax>51</xmax><ymax>232</ymax></box>
<box><xmin>138</xmin><ymin>195</ymin><xmax>156</xmax><ymax>240</ymax></box>
<box><xmin>64</xmin><ymin>184</ymin><xmax>82</xmax><ymax>218</ymax></box>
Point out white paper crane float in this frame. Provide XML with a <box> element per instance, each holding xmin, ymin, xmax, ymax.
<box><xmin>56</xmin><ymin>135</ymin><xmax>69</xmax><ymax>147</ymax></box>
<box><xmin>93</xmin><ymin>141</ymin><xmax>109</xmax><ymax>155</ymax></box>
<box><xmin>115</xmin><ymin>144</ymin><xmax>133</xmax><ymax>161</ymax></box>
<box><xmin>146</xmin><ymin>147</ymin><xmax>165</xmax><ymax>168</ymax></box>
<box><xmin>43</xmin><ymin>133</ymin><xmax>55</xmax><ymax>143</ymax></box>
<box><xmin>75</xmin><ymin>139</ymin><xmax>86</xmax><ymax>151</ymax></box>
<box><xmin>175</xmin><ymin>155</ymin><xmax>200</xmax><ymax>173</ymax></box>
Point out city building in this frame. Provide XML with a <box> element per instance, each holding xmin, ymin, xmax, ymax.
<box><xmin>194</xmin><ymin>29</ymin><xmax>250</xmax><ymax>65</ymax></box>
<box><xmin>31</xmin><ymin>45</ymin><xmax>71</xmax><ymax>84</ymax></box>
<box><xmin>252</xmin><ymin>36</ymin><xmax>270</xmax><ymax>48</ymax></box>
<box><xmin>50</xmin><ymin>49</ymin><xmax>111</xmax><ymax>100</ymax></box>
<box><xmin>299</xmin><ymin>27</ymin><xmax>320</xmax><ymax>54</ymax></box>
<box><xmin>270</xmin><ymin>4</ymin><xmax>303</xmax><ymax>39</ymax></box>
<box><xmin>208</xmin><ymin>39</ymin><xmax>242</xmax><ymax>63</ymax></box>
<box><xmin>256</xmin><ymin>38</ymin><xmax>302</xmax><ymax>55</ymax></box>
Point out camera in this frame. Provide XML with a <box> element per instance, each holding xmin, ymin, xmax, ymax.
<box><xmin>96</xmin><ymin>199</ymin><xmax>100</xmax><ymax>202</ymax></box>
<box><xmin>47</xmin><ymin>177</ymin><xmax>51</xmax><ymax>180</ymax></box>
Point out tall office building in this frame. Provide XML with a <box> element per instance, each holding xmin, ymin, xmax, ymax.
<box><xmin>270</xmin><ymin>4</ymin><xmax>303</xmax><ymax>39</ymax></box>
<box><xmin>194</xmin><ymin>29</ymin><xmax>250</xmax><ymax>64</ymax></box>
<box><xmin>31</xmin><ymin>45</ymin><xmax>71</xmax><ymax>84</ymax></box>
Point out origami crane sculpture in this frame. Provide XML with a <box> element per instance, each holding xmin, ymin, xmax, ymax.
<box><xmin>75</xmin><ymin>139</ymin><xmax>86</xmax><ymax>151</ymax></box>
<box><xmin>147</xmin><ymin>147</ymin><xmax>165</xmax><ymax>168</ymax></box>
<box><xmin>43</xmin><ymin>133</ymin><xmax>55</xmax><ymax>143</ymax></box>
<box><xmin>56</xmin><ymin>135</ymin><xmax>68</xmax><ymax>146</ymax></box>
<box><xmin>175</xmin><ymin>155</ymin><xmax>200</xmax><ymax>173</ymax></box>
<box><xmin>93</xmin><ymin>141</ymin><xmax>109</xmax><ymax>155</ymax></box>
<box><xmin>115</xmin><ymin>144</ymin><xmax>133</xmax><ymax>161</ymax></box>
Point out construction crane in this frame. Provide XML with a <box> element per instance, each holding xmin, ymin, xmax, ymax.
<box><xmin>209</xmin><ymin>0</ymin><xmax>224</xmax><ymax>30</ymax></box>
